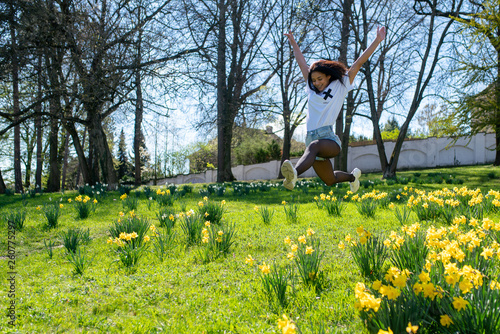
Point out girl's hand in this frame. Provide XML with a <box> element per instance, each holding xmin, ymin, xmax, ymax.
<box><xmin>284</xmin><ymin>30</ymin><xmax>295</xmax><ymax>42</ymax></box>
<box><xmin>376</xmin><ymin>26</ymin><xmax>386</xmax><ymax>42</ymax></box>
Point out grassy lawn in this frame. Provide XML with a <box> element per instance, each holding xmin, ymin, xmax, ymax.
<box><xmin>0</xmin><ymin>165</ymin><xmax>499</xmax><ymax>333</ymax></box>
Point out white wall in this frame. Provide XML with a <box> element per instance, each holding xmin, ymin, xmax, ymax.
<box><xmin>151</xmin><ymin>133</ymin><xmax>496</xmax><ymax>185</ymax></box>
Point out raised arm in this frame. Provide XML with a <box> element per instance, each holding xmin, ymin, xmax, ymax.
<box><xmin>284</xmin><ymin>31</ymin><xmax>309</xmax><ymax>82</ymax></box>
<box><xmin>347</xmin><ymin>26</ymin><xmax>386</xmax><ymax>85</ymax></box>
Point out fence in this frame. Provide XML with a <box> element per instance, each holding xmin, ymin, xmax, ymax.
<box><xmin>151</xmin><ymin>132</ymin><xmax>496</xmax><ymax>185</ymax></box>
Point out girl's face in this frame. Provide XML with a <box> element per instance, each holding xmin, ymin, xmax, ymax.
<box><xmin>311</xmin><ymin>71</ymin><xmax>331</xmax><ymax>92</ymax></box>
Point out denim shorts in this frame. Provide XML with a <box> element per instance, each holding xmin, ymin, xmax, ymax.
<box><xmin>305</xmin><ymin>125</ymin><xmax>342</xmax><ymax>161</ymax></box>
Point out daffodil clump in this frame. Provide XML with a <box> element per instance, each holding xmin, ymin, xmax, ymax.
<box><xmin>340</xmin><ymin>226</ymin><xmax>389</xmax><ymax>281</ymax></box>
<box><xmin>284</xmin><ymin>228</ymin><xmax>324</xmax><ymax>288</ymax></box>
<box><xmin>179</xmin><ymin>209</ymin><xmax>205</xmax><ymax>246</ymax></box>
<box><xmin>198</xmin><ymin>220</ymin><xmax>236</xmax><ymax>263</ymax></box>
<box><xmin>406</xmin><ymin>186</ymin><xmax>500</xmax><ymax>224</ymax></box>
<box><xmin>314</xmin><ymin>190</ymin><xmax>346</xmax><ymax>216</ymax></box>
<box><xmin>73</xmin><ymin>194</ymin><xmax>98</xmax><ymax>219</ymax></box>
<box><xmin>248</xmin><ymin>257</ymin><xmax>291</xmax><ymax>310</ymax></box>
<box><xmin>351</xmin><ymin>214</ymin><xmax>500</xmax><ymax>333</ymax></box>
<box><xmin>282</xmin><ymin>200</ymin><xmax>299</xmax><ymax>224</ymax></box>
<box><xmin>254</xmin><ymin>205</ymin><xmax>274</xmax><ymax>224</ymax></box>
<box><xmin>156</xmin><ymin>206</ymin><xmax>177</xmax><ymax>231</ymax></box>
<box><xmin>107</xmin><ymin>212</ymin><xmax>153</xmax><ymax>272</ymax></box>
<box><xmin>347</xmin><ymin>190</ymin><xmax>388</xmax><ymax>218</ymax></box>
<box><xmin>154</xmin><ymin>188</ymin><xmax>176</xmax><ymax>207</ymax></box>
<box><xmin>197</xmin><ymin>197</ymin><xmax>226</xmax><ymax>225</ymax></box>
<box><xmin>39</xmin><ymin>201</ymin><xmax>63</xmax><ymax>229</ymax></box>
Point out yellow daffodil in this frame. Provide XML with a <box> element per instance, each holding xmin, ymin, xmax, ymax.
<box><xmin>245</xmin><ymin>255</ymin><xmax>255</xmax><ymax>266</ymax></box>
<box><xmin>440</xmin><ymin>314</ymin><xmax>453</xmax><ymax>327</ymax></box>
<box><xmin>306</xmin><ymin>228</ymin><xmax>315</xmax><ymax>236</ymax></box>
<box><xmin>452</xmin><ymin>296</ymin><xmax>469</xmax><ymax>311</ymax></box>
<box><xmin>258</xmin><ymin>262</ymin><xmax>270</xmax><ymax>274</ymax></box>
<box><xmin>284</xmin><ymin>236</ymin><xmax>291</xmax><ymax>245</ymax></box>
<box><xmin>305</xmin><ymin>246</ymin><xmax>314</xmax><ymax>255</ymax></box>
<box><xmin>144</xmin><ymin>235</ymin><xmax>150</xmax><ymax>242</ymax></box>
<box><xmin>338</xmin><ymin>241</ymin><xmax>345</xmax><ymax>250</ymax></box>
<box><xmin>406</xmin><ymin>322</ymin><xmax>418</xmax><ymax>333</ymax></box>
<box><xmin>298</xmin><ymin>235</ymin><xmax>306</xmax><ymax>244</ymax></box>
<box><xmin>378</xmin><ymin>329</ymin><xmax>394</xmax><ymax>334</ymax></box>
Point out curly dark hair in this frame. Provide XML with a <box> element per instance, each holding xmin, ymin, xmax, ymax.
<box><xmin>308</xmin><ymin>60</ymin><xmax>348</xmax><ymax>93</ymax></box>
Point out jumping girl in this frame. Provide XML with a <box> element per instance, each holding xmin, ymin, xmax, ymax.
<box><xmin>281</xmin><ymin>27</ymin><xmax>386</xmax><ymax>192</ymax></box>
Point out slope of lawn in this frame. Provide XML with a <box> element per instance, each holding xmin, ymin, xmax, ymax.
<box><xmin>0</xmin><ymin>165</ymin><xmax>499</xmax><ymax>333</ymax></box>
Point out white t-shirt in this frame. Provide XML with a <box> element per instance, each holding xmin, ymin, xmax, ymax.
<box><xmin>305</xmin><ymin>74</ymin><xmax>355</xmax><ymax>131</ymax></box>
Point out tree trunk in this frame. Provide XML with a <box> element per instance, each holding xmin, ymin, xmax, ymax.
<box><xmin>46</xmin><ymin>98</ymin><xmax>61</xmax><ymax>192</ymax></box>
<box><xmin>0</xmin><ymin>168</ymin><xmax>6</xmax><ymax>194</ymax></box>
<box><xmin>279</xmin><ymin>116</ymin><xmax>292</xmax><ymax>178</ymax></box>
<box><xmin>134</xmin><ymin>70</ymin><xmax>144</xmax><ymax>186</ymax></box>
<box><xmin>340</xmin><ymin>91</ymin><xmax>355</xmax><ymax>171</ymax></box>
<box><xmin>134</xmin><ymin>8</ymin><xmax>144</xmax><ymax>186</ymax></box>
<box><xmin>335</xmin><ymin>0</ymin><xmax>353</xmax><ymax>171</ymax></box>
<box><xmin>494</xmin><ymin>125</ymin><xmax>499</xmax><ymax>166</ymax></box>
<box><xmin>66</xmin><ymin>122</ymin><xmax>91</xmax><ymax>185</ymax></box>
<box><xmin>89</xmin><ymin>114</ymin><xmax>118</xmax><ymax>188</ymax></box>
<box><xmin>216</xmin><ymin>0</ymin><xmax>234</xmax><ymax>183</ymax></box>
<box><xmin>10</xmin><ymin>9</ymin><xmax>23</xmax><ymax>193</ymax></box>
<box><xmin>35</xmin><ymin>56</ymin><xmax>43</xmax><ymax>192</ymax></box>
<box><xmin>61</xmin><ymin>130</ymin><xmax>70</xmax><ymax>190</ymax></box>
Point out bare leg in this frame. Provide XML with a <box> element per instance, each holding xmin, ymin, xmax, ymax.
<box><xmin>312</xmin><ymin>160</ymin><xmax>355</xmax><ymax>186</ymax></box>
<box><xmin>295</xmin><ymin>139</ymin><xmax>341</xmax><ymax>175</ymax></box>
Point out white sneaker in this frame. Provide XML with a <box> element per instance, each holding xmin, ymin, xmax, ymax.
<box><xmin>281</xmin><ymin>160</ymin><xmax>297</xmax><ymax>190</ymax></box>
<box><xmin>350</xmin><ymin>168</ymin><xmax>361</xmax><ymax>193</ymax></box>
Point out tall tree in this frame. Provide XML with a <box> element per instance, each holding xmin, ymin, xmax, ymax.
<box><xmin>444</xmin><ymin>0</ymin><xmax>500</xmax><ymax>165</ymax></box>
<box><xmin>185</xmin><ymin>0</ymin><xmax>279</xmax><ymax>182</ymax></box>
<box><xmin>8</xmin><ymin>1</ymin><xmax>23</xmax><ymax>193</ymax></box>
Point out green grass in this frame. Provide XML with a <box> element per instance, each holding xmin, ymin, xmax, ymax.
<box><xmin>0</xmin><ymin>165</ymin><xmax>499</xmax><ymax>333</ymax></box>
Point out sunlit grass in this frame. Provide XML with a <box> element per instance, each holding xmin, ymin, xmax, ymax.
<box><xmin>0</xmin><ymin>165</ymin><xmax>498</xmax><ymax>333</ymax></box>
